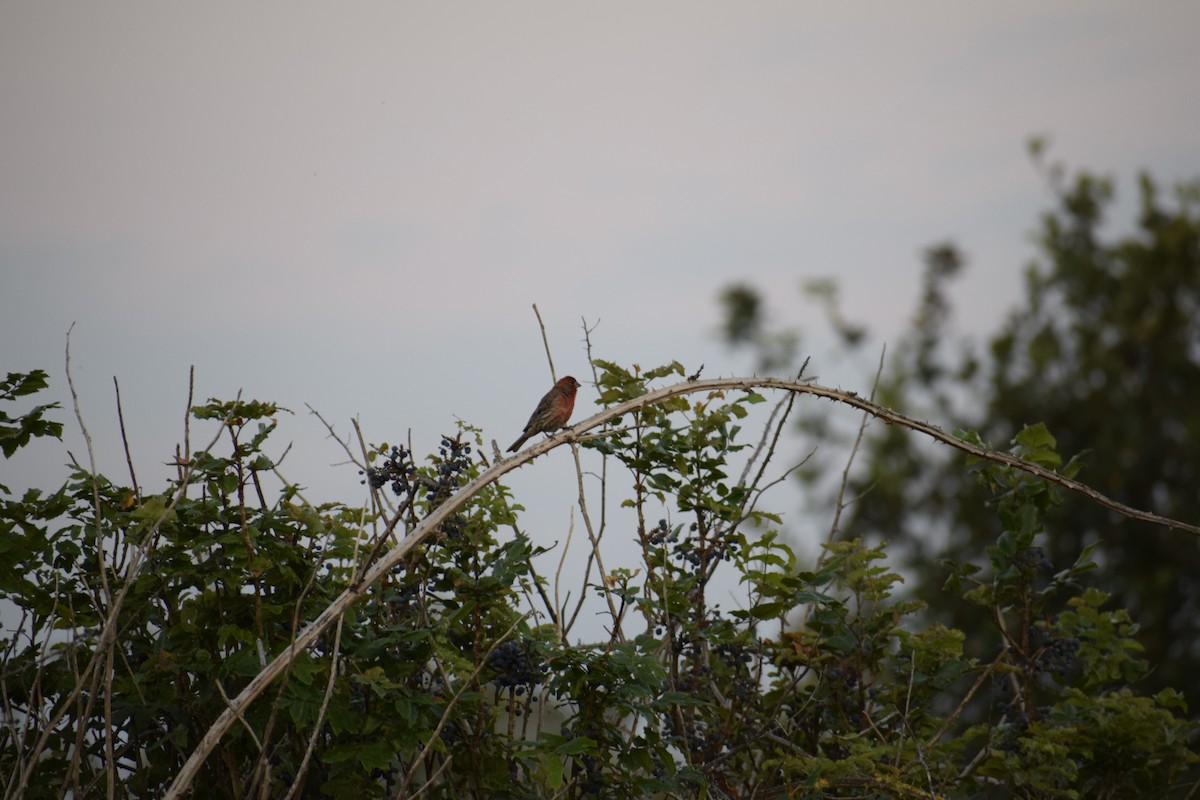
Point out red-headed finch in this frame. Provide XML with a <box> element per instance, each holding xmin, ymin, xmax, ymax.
<box><xmin>507</xmin><ymin>376</ymin><xmax>581</xmax><ymax>452</ymax></box>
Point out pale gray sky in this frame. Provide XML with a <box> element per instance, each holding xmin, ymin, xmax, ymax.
<box><xmin>3</xmin><ymin>3</ymin><xmax>1199</xmax><ymax>552</ymax></box>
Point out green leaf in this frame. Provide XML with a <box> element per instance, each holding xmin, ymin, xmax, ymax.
<box><xmin>541</xmin><ymin>754</ymin><xmax>565</xmax><ymax>789</ymax></box>
<box><xmin>555</xmin><ymin>736</ymin><xmax>598</xmax><ymax>756</ymax></box>
<box><xmin>1014</xmin><ymin>422</ymin><xmax>1062</xmax><ymax>468</ymax></box>
<box><xmin>747</xmin><ymin>601</ymin><xmax>791</xmax><ymax>620</ymax></box>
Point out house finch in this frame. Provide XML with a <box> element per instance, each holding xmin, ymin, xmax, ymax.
<box><xmin>507</xmin><ymin>376</ymin><xmax>581</xmax><ymax>452</ymax></box>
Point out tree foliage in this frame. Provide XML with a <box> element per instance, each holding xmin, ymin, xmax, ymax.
<box><xmin>720</xmin><ymin>149</ymin><xmax>1200</xmax><ymax>728</ymax></box>
<box><xmin>2</xmin><ymin>354</ymin><xmax>1197</xmax><ymax>797</ymax></box>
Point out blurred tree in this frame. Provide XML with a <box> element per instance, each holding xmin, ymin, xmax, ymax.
<box><xmin>720</xmin><ymin>147</ymin><xmax>1200</xmax><ymax>707</ymax></box>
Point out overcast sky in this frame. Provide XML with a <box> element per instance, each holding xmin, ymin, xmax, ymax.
<box><xmin>3</xmin><ymin>4</ymin><xmax>1199</xmax><ymax>588</ymax></box>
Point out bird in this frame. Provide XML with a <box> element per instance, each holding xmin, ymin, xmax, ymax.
<box><xmin>507</xmin><ymin>376</ymin><xmax>581</xmax><ymax>452</ymax></box>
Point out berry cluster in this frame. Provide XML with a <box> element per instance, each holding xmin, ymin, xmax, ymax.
<box><xmin>825</xmin><ymin>665</ymin><xmax>858</xmax><ymax>688</ymax></box>
<box><xmin>994</xmin><ymin>700</ymin><xmax>1037</xmax><ymax>755</ymax></box>
<box><xmin>715</xmin><ymin>642</ymin><xmax>759</xmax><ymax>702</ymax></box>
<box><xmin>647</xmin><ymin>518</ymin><xmax>702</xmax><ymax>569</ymax></box>
<box><xmin>363</xmin><ymin>436</ymin><xmax>474</xmax><ymax>506</ymax></box>
<box><xmin>487</xmin><ymin>639</ymin><xmax>544</xmax><ymax>690</ymax></box>
<box><xmin>645</xmin><ymin>518</ymin><xmax>739</xmax><ymax>572</ymax></box>
<box><xmin>684</xmin><ymin>719</ymin><xmax>716</xmax><ymax>757</ymax></box>
<box><xmin>646</xmin><ymin>518</ymin><xmax>677</xmax><ymax>547</ymax></box>
<box><xmin>575</xmin><ymin>755</ymin><xmax>604</xmax><ymax>795</ymax></box>
<box><xmin>1004</xmin><ymin>703</ymin><xmax>1031</xmax><ymax>731</ymax></box>
<box><xmin>416</xmin><ymin>435</ymin><xmax>473</xmax><ymax>506</ymax></box>
<box><xmin>1016</xmin><ymin>545</ymin><xmax>1055</xmax><ymax>574</ymax></box>
<box><xmin>381</xmin><ymin>581</ymin><xmax>420</xmax><ymax>617</ymax></box>
<box><xmin>438</xmin><ymin>719</ymin><xmax>461</xmax><ymax>746</ymax></box>
<box><xmin>677</xmin><ymin>662</ymin><xmax>712</xmax><ymax>693</ymax></box>
<box><xmin>715</xmin><ymin>641</ymin><xmax>754</xmax><ymax>667</ymax></box>
<box><xmin>1034</xmin><ymin>635</ymin><xmax>1081</xmax><ymax>676</ymax></box>
<box><xmin>440</xmin><ymin>514</ymin><xmax>466</xmax><ymax>543</ymax></box>
<box><xmin>433</xmin><ymin>436</ymin><xmax>472</xmax><ymax>489</ymax></box>
<box><xmin>364</xmin><ymin>444</ymin><xmax>417</xmax><ymax>495</ymax></box>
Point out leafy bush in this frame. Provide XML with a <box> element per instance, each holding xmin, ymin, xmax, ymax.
<box><xmin>1</xmin><ymin>364</ymin><xmax>1195</xmax><ymax>798</ymax></box>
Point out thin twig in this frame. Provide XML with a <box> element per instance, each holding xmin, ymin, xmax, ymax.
<box><xmin>352</xmin><ymin>415</ymin><xmax>394</xmax><ymax>519</ymax></box>
<box><xmin>64</xmin><ymin>326</ymin><xmax>116</xmax><ymax>797</ymax></box>
<box><xmin>726</xmin><ymin>360</ymin><xmax>810</xmax><ymax>566</ymax></box>
<box><xmin>307</xmin><ymin>403</ymin><xmax>368</xmax><ymax>471</ymax></box>
<box><xmin>514</xmin><ymin>530</ymin><xmax>559</xmax><ymax>631</ymax></box>
<box><xmin>216</xmin><ymin>680</ymin><xmax>264</xmax><ymax>753</ymax></box>
<box><xmin>276</xmin><ymin>493</ymin><xmax>374</xmax><ymax>798</ymax></box>
<box><xmin>555</xmin><ymin>520</ymin><xmax>574</xmax><ymax>642</ymax></box>
<box><xmin>531</xmin><ymin>303</ymin><xmax>557</xmax><ymax>382</ymax></box>
<box><xmin>925</xmin><ymin>654</ymin><xmax>1003</xmax><ymax>751</ymax></box>
<box><xmin>181</xmin><ymin>367</ymin><xmax>195</xmax><ymax>489</ymax></box>
<box><xmin>10</xmin><ymin>356</ymin><xmax>226</xmax><ymax>799</ymax></box>
<box><xmin>568</xmin><ymin>444</ymin><xmax>623</xmax><ymax>642</ymax></box>
<box><xmin>561</xmin><ymin>318</ymin><xmax>609</xmax><ymax>639</ymax></box>
<box><xmin>738</xmin><ymin>358</ymin><xmax>808</xmax><ymax>493</ymax></box>
<box><xmin>395</xmin><ymin>616</ymin><xmax>526</xmax><ymax>796</ymax></box>
<box><xmin>738</xmin><ymin>393</ymin><xmax>793</xmax><ymax>490</ymax></box>
<box><xmin>282</xmin><ymin>611</ymin><xmax>346</xmax><ymax>800</ymax></box>
<box><xmin>407</xmin><ymin>752</ymin><xmax>454</xmax><ymax>798</ymax></box>
<box><xmin>113</xmin><ymin>376</ymin><xmax>140</xmax><ymax>500</ymax></box>
<box><xmin>66</xmin><ymin>325</ymin><xmax>112</xmax><ymax>606</ymax></box>
<box><xmin>824</xmin><ymin>344</ymin><xmax>887</xmax><ymax>551</ymax></box>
